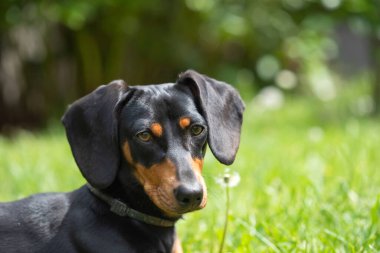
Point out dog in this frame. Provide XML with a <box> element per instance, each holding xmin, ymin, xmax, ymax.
<box><xmin>0</xmin><ymin>70</ymin><xmax>244</xmax><ymax>253</ymax></box>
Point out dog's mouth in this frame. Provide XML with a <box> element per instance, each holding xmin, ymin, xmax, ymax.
<box><xmin>132</xmin><ymin>160</ymin><xmax>208</xmax><ymax>217</ymax></box>
<box><xmin>144</xmin><ymin>184</ymin><xmax>207</xmax><ymax>217</ymax></box>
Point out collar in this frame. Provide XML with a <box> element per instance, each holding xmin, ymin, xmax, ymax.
<box><xmin>86</xmin><ymin>184</ymin><xmax>177</xmax><ymax>227</ymax></box>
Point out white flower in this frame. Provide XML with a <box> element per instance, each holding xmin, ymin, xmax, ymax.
<box><xmin>215</xmin><ymin>168</ymin><xmax>241</xmax><ymax>188</ymax></box>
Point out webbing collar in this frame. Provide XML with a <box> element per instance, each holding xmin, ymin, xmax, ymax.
<box><xmin>87</xmin><ymin>184</ymin><xmax>177</xmax><ymax>227</ymax></box>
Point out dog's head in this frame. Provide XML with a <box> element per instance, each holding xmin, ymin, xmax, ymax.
<box><xmin>62</xmin><ymin>70</ymin><xmax>244</xmax><ymax>217</ymax></box>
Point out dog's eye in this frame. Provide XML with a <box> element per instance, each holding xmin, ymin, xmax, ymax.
<box><xmin>136</xmin><ymin>131</ymin><xmax>152</xmax><ymax>142</ymax></box>
<box><xmin>190</xmin><ymin>125</ymin><xmax>204</xmax><ymax>136</ymax></box>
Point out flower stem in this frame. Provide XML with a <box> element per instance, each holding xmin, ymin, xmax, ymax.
<box><xmin>219</xmin><ymin>184</ymin><xmax>230</xmax><ymax>253</ymax></box>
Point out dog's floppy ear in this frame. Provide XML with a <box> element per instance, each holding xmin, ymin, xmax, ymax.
<box><xmin>177</xmin><ymin>70</ymin><xmax>245</xmax><ymax>165</ymax></box>
<box><xmin>62</xmin><ymin>81</ymin><xmax>128</xmax><ymax>189</ymax></box>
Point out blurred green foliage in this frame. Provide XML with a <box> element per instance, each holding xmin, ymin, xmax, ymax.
<box><xmin>1</xmin><ymin>2</ymin><xmax>380</xmax><ymax>251</ymax></box>
<box><xmin>1</xmin><ymin>0</ymin><xmax>380</xmax><ymax>130</ymax></box>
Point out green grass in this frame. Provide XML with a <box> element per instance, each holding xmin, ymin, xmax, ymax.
<box><xmin>1</xmin><ymin>98</ymin><xmax>380</xmax><ymax>252</ymax></box>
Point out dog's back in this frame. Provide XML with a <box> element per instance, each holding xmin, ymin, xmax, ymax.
<box><xmin>0</xmin><ymin>193</ymin><xmax>70</xmax><ymax>252</ymax></box>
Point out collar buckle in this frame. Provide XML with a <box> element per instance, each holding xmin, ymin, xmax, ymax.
<box><xmin>110</xmin><ymin>199</ymin><xmax>128</xmax><ymax>217</ymax></box>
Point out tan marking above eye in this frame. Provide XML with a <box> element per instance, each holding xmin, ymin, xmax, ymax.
<box><xmin>179</xmin><ymin>117</ymin><xmax>191</xmax><ymax>129</ymax></box>
<box><xmin>151</xmin><ymin>123</ymin><xmax>163</xmax><ymax>137</ymax></box>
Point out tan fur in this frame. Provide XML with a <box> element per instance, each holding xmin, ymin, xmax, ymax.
<box><xmin>151</xmin><ymin>123</ymin><xmax>163</xmax><ymax>137</ymax></box>
<box><xmin>191</xmin><ymin>157</ymin><xmax>207</xmax><ymax>209</ymax></box>
<box><xmin>134</xmin><ymin>159</ymin><xmax>181</xmax><ymax>217</ymax></box>
<box><xmin>172</xmin><ymin>235</ymin><xmax>183</xmax><ymax>253</ymax></box>
<box><xmin>123</xmin><ymin>141</ymin><xmax>207</xmax><ymax>215</ymax></box>
<box><xmin>179</xmin><ymin>117</ymin><xmax>191</xmax><ymax>129</ymax></box>
<box><xmin>122</xmin><ymin>141</ymin><xmax>134</xmax><ymax>164</ymax></box>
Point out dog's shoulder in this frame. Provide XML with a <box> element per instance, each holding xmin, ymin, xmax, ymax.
<box><xmin>15</xmin><ymin>192</ymin><xmax>71</xmax><ymax>233</ymax></box>
<box><xmin>0</xmin><ymin>192</ymin><xmax>71</xmax><ymax>252</ymax></box>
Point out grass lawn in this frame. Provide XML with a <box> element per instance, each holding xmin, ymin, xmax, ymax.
<box><xmin>1</xmin><ymin>97</ymin><xmax>379</xmax><ymax>252</ymax></box>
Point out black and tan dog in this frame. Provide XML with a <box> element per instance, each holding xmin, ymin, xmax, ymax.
<box><xmin>0</xmin><ymin>70</ymin><xmax>244</xmax><ymax>253</ymax></box>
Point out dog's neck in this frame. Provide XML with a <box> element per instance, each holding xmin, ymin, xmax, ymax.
<box><xmin>87</xmin><ymin>184</ymin><xmax>176</xmax><ymax>227</ymax></box>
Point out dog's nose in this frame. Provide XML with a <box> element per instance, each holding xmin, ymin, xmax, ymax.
<box><xmin>174</xmin><ymin>184</ymin><xmax>203</xmax><ymax>208</ymax></box>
